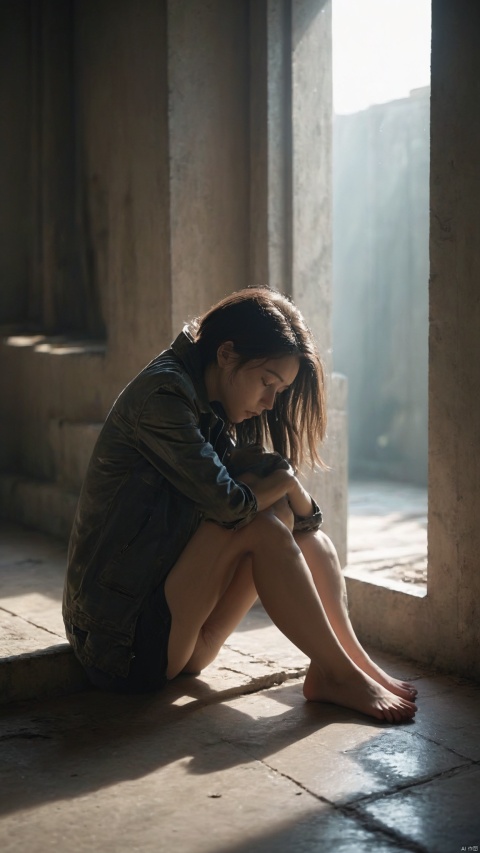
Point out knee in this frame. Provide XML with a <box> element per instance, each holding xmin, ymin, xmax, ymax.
<box><xmin>296</xmin><ymin>528</ymin><xmax>341</xmax><ymax>570</ymax></box>
<box><xmin>313</xmin><ymin>530</ymin><xmax>338</xmax><ymax>558</ymax></box>
<box><xmin>247</xmin><ymin>511</ymin><xmax>299</xmax><ymax>554</ymax></box>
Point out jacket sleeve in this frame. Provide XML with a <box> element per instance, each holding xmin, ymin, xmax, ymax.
<box><xmin>292</xmin><ymin>497</ymin><xmax>323</xmax><ymax>533</ymax></box>
<box><xmin>133</xmin><ymin>387</ymin><xmax>257</xmax><ymax>529</ymax></box>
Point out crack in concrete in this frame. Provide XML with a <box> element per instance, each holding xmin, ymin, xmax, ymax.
<box><xmin>251</xmin><ymin>760</ymin><xmax>430</xmax><ymax>853</ymax></box>
<box><xmin>223</xmin><ymin>641</ymin><xmax>308</xmax><ymax>676</ymax></box>
<box><xmin>346</xmin><ymin>758</ymin><xmax>476</xmax><ymax>808</ymax></box>
<box><xmin>340</xmin><ymin>801</ymin><xmax>431</xmax><ymax>853</ymax></box>
<box><xmin>219</xmin><ymin>658</ymin><xmax>306</xmax><ymax>676</ymax></box>
<box><xmin>171</xmin><ymin>669</ymin><xmax>307</xmax><ymax>714</ymax></box>
<box><xmin>406</xmin><ymin>727</ymin><xmax>480</xmax><ymax>764</ymax></box>
<box><xmin>0</xmin><ymin>605</ymin><xmax>64</xmax><ymax>639</ymax></box>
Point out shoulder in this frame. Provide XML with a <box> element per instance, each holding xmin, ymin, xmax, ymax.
<box><xmin>109</xmin><ymin>351</ymin><xmax>201</xmax><ymax>435</ymax></box>
<box><xmin>132</xmin><ymin>350</ymin><xmax>199</xmax><ymax>404</ymax></box>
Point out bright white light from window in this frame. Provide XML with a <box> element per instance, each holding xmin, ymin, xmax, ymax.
<box><xmin>333</xmin><ymin>0</ymin><xmax>431</xmax><ymax>114</ymax></box>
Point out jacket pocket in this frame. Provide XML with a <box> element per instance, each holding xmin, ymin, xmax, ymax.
<box><xmin>98</xmin><ymin>511</ymin><xmax>154</xmax><ymax>598</ymax></box>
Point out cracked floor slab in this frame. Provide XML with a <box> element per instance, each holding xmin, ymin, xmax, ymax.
<box><xmin>2</xmin><ymin>668</ymin><xmax>477</xmax><ymax>853</ymax></box>
<box><xmin>0</xmin><ymin>609</ymin><xmax>65</xmax><ymax>657</ymax></box>
<box><xmin>0</xmin><ymin>522</ymin><xmax>479</xmax><ymax>851</ymax></box>
<box><xmin>191</xmin><ymin>683</ymin><xmax>474</xmax><ymax>806</ymax></box>
<box><xmin>356</xmin><ymin>763</ymin><xmax>480</xmax><ymax>851</ymax></box>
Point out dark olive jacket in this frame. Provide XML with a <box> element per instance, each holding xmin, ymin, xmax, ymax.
<box><xmin>63</xmin><ymin>328</ymin><xmax>258</xmax><ymax>677</ymax></box>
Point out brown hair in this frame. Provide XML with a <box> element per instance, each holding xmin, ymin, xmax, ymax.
<box><xmin>193</xmin><ymin>287</ymin><xmax>326</xmax><ymax>471</ymax></box>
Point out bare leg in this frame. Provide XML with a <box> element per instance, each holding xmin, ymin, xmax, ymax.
<box><xmin>175</xmin><ymin>500</ymin><xmax>290</xmax><ymax>673</ymax></box>
<box><xmin>181</xmin><ymin>554</ymin><xmax>257</xmax><ymax>674</ymax></box>
<box><xmin>165</xmin><ymin>513</ymin><xmax>417</xmax><ymax>722</ymax></box>
<box><xmin>295</xmin><ymin>531</ymin><xmax>417</xmax><ymax>700</ymax></box>
<box><xmin>164</xmin><ymin>521</ymin><xmax>254</xmax><ymax>679</ymax></box>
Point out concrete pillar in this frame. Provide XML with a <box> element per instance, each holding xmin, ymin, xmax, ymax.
<box><xmin>290</xmin><ymin>0</ymin><xmax>331</xmax><ymax>361</ymax></box>
<box><xmin>249</xmin><ymin>0</ymin><xmax>332</xmax><ymax>347</ymax></box>
<box><xmin>290</xmin><ymin>2</ymin><xmax>347</xmax><ymax>561</ymax></box>
<box><xmin>249</xmin><ymin>1</ymin><xmax>346</xmax><ymax>562</ymax></box>
<box><xmin>428</xmin><ymin>0</ymin><xmax>480</xmax><ymax>672</ymax></box>
<box><xmin>167</xmin><ymin>0</ymin><xmax>250</xmax><ymax>332</ymax></box>
<box><xmin>249</xmin><ymin>0</ymin><xmax>291</xmax><ymax>294</ymax></box>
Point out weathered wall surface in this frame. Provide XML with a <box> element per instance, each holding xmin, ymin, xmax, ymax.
<box><xmin>333</xmin><ymin>89</ymin><xmax>430</xmax><ymax>485</ymax></box>
<box><xmin>0</xmin><ymin>0</ymin><xmax>346</xmax><ymax>557</ymax></box>
<box><xmin>168</xmin><ymin>1</ymin><xmax>251</xmax><ymax>332</ymax></box>
<box><xmin>427</xmin><ymin>0</ymin><xmax>480</xmax><ymax>674</ymax></box>
<box><xmin>76</xmin><ymin>0</ymin><xmax>172</xmax><ymax>379</ymax></box>
<box><xmin>0</xmin><ymin>0</ymin><xmax>479</xmax><ymax>681</ymax></box>
<box><xmin>0</xmin><ymin>0</ymin><xmax>174</xmax><ymax>484</ymax></box>
<box><xmin>0</xmin><ymin>1</ymin><xmax>30</xmax><ymax>323</ymax></box>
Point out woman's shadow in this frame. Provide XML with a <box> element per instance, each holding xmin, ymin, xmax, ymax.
<box><xmin>0</xmin><ymin>674</ymin><xmax>382</xmax><ymax>817</ymax></box>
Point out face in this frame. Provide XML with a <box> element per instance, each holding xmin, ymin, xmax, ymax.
<box><xmin>215</xmin><ymin>347</ymin><xmax>300</xmax><ymax>424</ymax></box>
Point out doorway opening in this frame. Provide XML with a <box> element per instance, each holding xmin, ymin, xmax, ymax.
<box><xmin>332</xmin><ymin>0</ymin><xmax>431</xmax><ymax>591</ymax></box>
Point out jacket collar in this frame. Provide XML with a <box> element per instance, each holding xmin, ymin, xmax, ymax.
<box><xmin>170</xmin><ymin>326</ymin><xmax>216</xmax><ymax>416</ymax></box>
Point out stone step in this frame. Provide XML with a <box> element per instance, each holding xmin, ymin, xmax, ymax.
<box><xmin>0</xmin><ymin>474</ymin><xmax>78</xmax><ymax>541</ymax></box>
<box><xmin>0</xmin><ymin>519</ymin><xmax>311</xmax><ymax>706</ymax></box>
<box><xmin>0</xmin><ymin>643</ymin><xmax>90</xmax><ymax>705</ymax></box>
<box><xmin>49</xmin><ymin>420</ymin><xmax>103</xmax><ymax>490</ymax></box>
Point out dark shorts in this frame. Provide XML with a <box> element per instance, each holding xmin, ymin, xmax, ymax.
<box><xmin>68</xmin><ymin>582</ymin><xmax>172</xmax><ymax>694</ymax></box>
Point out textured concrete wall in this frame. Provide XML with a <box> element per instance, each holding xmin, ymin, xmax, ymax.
<box><xmin>76</xmin><ymin>0</ymin><xmax>172</xmax><ymax>379</ymax></box>
<box><xmin>0</xmin><ymin>0</ymin><xmax>173</xmax><ymax>479</ymax></box>
<box><xmin>168</xmin><ymin>0</ymin><xmax>250</xmax><ymax>330</ymax></box>
<box><xmin>0</xmin><ymin>0</ymin><xmax>347</xmax><ymax>570</ymax></box>
<box><xmin>427</xmin><ymin>0</ymin><xmax>480</xmax><ymax>674</ymax></box>
<box><xmin>0</xmin><ymin>1</ymin><xmax>30</xmax><ymax>323</ymax></box>
<box><xmin>289</xmin><ymin>1</ymin><xmax>346</xmax><ymax>558</ymax></box>
<box><xmin>291</xmin><ymin>0</ymin><xmax>332</xmax><ymax>364</ymax></box>
<box><xmin>247</xmin><ymin>1</ymin><xmax>346</xmax><ymax>558</ymax></box>
<box><xmin>4</xmin><ymin>0</ymin><xmax>478</xmax><ymax>682</ymax></box>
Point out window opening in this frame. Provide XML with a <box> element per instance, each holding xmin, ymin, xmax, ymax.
<box><xmin>332</xmin><ymin>0</ymin><xmax>431</xmax><ymax>591</ymax></box>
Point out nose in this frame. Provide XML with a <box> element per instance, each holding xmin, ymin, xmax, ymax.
<box><xmin>261</xmin><ymin>387</ymin><xmax>276</xmax><ymax>411</ymax></box>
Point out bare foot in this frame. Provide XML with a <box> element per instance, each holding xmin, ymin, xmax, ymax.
<box><xmin>303</xmin><ymin>662</ymin><xmax>417</xmax><ymax>723</ymax></box>
<box><xmin>350</xmin><ymin>654</ymin><xmax>418</xmax><ymax>701</ymax></box>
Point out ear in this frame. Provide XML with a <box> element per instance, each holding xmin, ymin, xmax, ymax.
<box><xmin>217</xmin><ymin>341</ymin><xmax>236</xmax><ymax>368</ymax></box>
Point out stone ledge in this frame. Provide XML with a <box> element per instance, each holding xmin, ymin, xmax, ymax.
<box><xmin>0</xmin><ymin>631</ymin><xmax>308</xmax><ymax>708</ymax></box>
<box><xmin>0</xmin><ymin>520</ymin><xmax>312</xmax><ymax>707</ymax></box>
<box><xmin>0</xmin><ymin>644</ymin><xmax>90</xmax><ymax>705</ymax></box>
<box><xmin>48</xmin><ymin>420</ymin><xmax>103</xmax><ymax>491</ymax></box>
<box><xmin>344</xmin><ymin>564</ymin><xmax>427</xmax><ymax>597</ymax></box>
<box><xmin>2</xmin><ymin>333</ymin><xmax>107</xmax><ymax>357</ymax></box>
<box><xmin>0</xmin><ymin>475</ymin><xmax>78</xmax><ymax>541</ymax></box>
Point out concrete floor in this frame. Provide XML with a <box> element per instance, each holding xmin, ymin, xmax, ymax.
<box><xmin>1</xmin><ymin>483</ymin><xmax>479</xmax><ymax>853</ymax></box>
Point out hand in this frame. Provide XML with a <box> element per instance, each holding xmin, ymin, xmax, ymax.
<box><xmin>286</xmin><ymin>476</ymin><xmax>315</xmax><ymax>518</ymax></box>
<box><xmin>270</xmin><ymin>496</ymin><xmax>295</xmax><ymax>531</ymax></box>
<box><xmin>228</xmin><ymin>446</ymin><xmax>291</xmax><ymax>478</ymax></box>
<box><xmin>237</xmin><ymin>466</ymin><xmax>293</xmax><ymax>512</ymax></box>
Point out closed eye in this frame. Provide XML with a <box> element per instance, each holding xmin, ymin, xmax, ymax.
<box><xmin>262</xmin><ymin>378</ymin><xmax>291</xmax><ymax>396</ymax></box>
